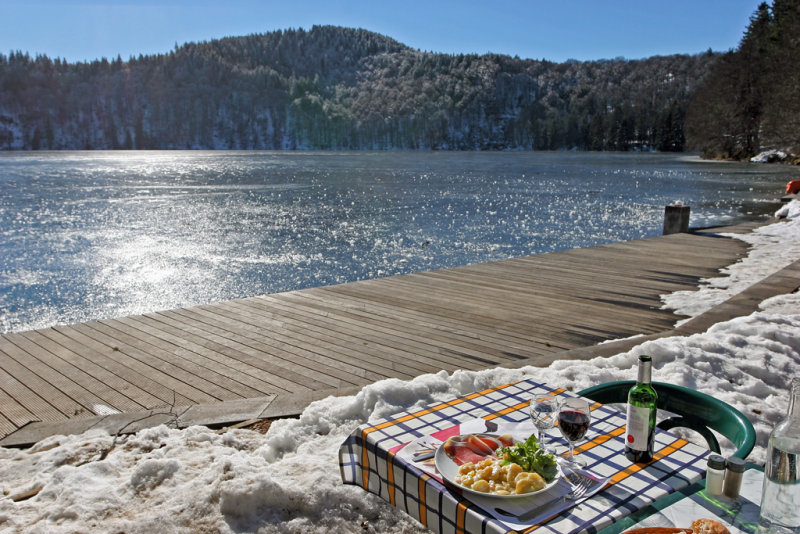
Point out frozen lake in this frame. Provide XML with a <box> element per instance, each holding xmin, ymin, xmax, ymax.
<box><xmin>1</xmin><ymin>150</ymin><xmax>796</xmax><ymax>333</ymax></box>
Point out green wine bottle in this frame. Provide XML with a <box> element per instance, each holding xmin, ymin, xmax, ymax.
<box><xmin>625</xmin><ymin>355</ymin><xmax>658</xmax><ymax>463</ymax></box>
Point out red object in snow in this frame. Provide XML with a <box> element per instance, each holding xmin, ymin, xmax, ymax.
<box><xmin>787</xmin><ymin>180</ymin><xmax>800</xmax><ymax>194</ymax></box>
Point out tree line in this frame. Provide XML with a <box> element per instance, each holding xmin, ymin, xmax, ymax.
<box><xmin>685</xmin><ymin>0</ymin><xmax>800</xmax><ymax>160</ymax></box>
<box><xmin>0</xmin><ymin>25</ymin><xmax>715</xmax><ymax>151</ymax></box>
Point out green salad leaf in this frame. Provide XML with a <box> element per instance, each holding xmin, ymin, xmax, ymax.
<box><xmin>498</xmin><ymin>434</ymin><xmax>558</xmax><ymax>482</ymax></box>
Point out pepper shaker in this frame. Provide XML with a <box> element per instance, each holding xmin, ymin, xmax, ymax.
<box><xmin>723</xmin><ymin>456</ymin><xmax>745</xmax><ymax>498</ymax></box>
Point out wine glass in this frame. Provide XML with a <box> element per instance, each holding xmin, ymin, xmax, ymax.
<box><xmin>557</xmin><ymin>397</ymin><xmax>591</xmax><ymax>467</ymax></box>
<box><xmin>529</xmin><ymin>395</ymin><xmax>560</xmax><ymax>452</ymax></box>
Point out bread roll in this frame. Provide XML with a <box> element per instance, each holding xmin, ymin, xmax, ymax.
<box><xmin>623</xmin><ymin>519</ymin><xmax>729</xmax><ymax>534</ymax></box>
<box><xmin>623</xmin><ymin>529</ymin><xmax>692</xmax><ymax>533</ymax></box>
<box><xmin>691</xmin><ymin>519</ymin><xmax>730</xmax><ymax>534</ymax></box>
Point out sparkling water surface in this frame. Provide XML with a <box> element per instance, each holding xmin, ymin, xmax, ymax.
<box><xmin>1</xmin><ymin>150</ymin><xmax>796</xmax><ymax>333</ymax></box>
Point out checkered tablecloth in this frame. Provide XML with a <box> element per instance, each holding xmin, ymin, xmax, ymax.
<box><xmin>338</xmin><ymin>378</ymin><xmax>711</xmax><ymax>534</ymax></box>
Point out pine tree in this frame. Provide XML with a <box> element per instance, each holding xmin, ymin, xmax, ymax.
<box><xmin>686</xmin><ymin>0</ymin><xmax>800</xmax><ymax>158</ymax></box>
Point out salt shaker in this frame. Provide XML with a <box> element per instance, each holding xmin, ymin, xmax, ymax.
<box><xmin>723</xmin><ymin>456</ymin><xmax>745</xmax><ymax>498</ymax></box>
<box><xmin>705</xmin><ymin>454</ymin><xmax>726</xmax><ymax>496</ymax></box>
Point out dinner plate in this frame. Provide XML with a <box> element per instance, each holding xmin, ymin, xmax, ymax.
<box><xmin>433</xmin><ymin>434</ymin><xmax>561</xmax><ymax>500</ymax></box>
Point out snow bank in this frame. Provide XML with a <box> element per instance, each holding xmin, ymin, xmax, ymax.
<box><xmin>1</xmin><ymin>204</ymin><xmax>799</xmax><ymax>534</ymax></box>
<box><xmin>662</xmin><ymin>200</ymin><xmax>800</xmax><ymax>322</ymax></box>
<box><xmin>776</xmin><ymin>200</ymin><xmax>800</xmax><ymax>220</ymax></box>
<box><xmin>749</xmin><ymin>149</ymin><xmax>795</xmax><ymax>163</ymax></box>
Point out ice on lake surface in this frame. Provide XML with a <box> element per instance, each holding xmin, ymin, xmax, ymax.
<box><xmin>1</xmin><ymin>150</ymin><xmax>797</xmax><ymax>333</ymax></box>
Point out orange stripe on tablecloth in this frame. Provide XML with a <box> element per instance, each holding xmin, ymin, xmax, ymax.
<box><xmin>418</xmin><ymin>474</ymin><xmax>429</xmax><ymax>526</ymax></box>
<box><xmin>360</xmin><ymin>427</ymin><xmax>371</xmax><ymax>489</ymax></box>
<box><xmin>486</xmin><ymin>400</ymin><xmax>530</xmax><ymax>420</ymax></box>
<box><xmin>456</xmin><ymin>501</ymin><xmax>469</xmax><ymax>534</ymax></box>
<box><xmin>485</xmin><ymin>387</ymin><xmax>566</xmax><ymax>421</ymax></box>
<box><xmin>609</xmin><ymin>437</ymin><xmax>690</xmax><ymax>484</ymax></box>
<box><xmin>520</xmin><ymin>437</ymin><xmax>692</xmax><ymax>533</ymax></box>
<box><xmin>570</xmin><ymin>429</ymin><xmax>689</xmax><ymax>470</ymax></box>
<box><xmin>358</xmin><ymin>381</ymin><xmax>521</xmax><ymax>438</ymax></box>
<box><xmin>573</xmin><ymin>426</ymin><xmax>626</xmax><ymax>455</ymax></box>
<box><xmin>387</xmin><ymin>450</ymin><xmax>396</xmax><ymax>506</ymax></box>
<box><xmin>546</xmin><ymin>419</ymin><xmax>625</xmax><ymax>465</ymax></box>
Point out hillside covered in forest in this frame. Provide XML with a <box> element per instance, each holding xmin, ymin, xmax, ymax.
<box><xmin>0</xmin><ymin>25</ymin><xmax>715</xmax><ymax>152</ymax></box>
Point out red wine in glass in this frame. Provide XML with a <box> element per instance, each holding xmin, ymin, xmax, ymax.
<box><xmin>559</xmin><ymin>410</ymin><xmax>590</xmax><ymax>441</ymax></box>
<box><xmin>558</xmin><ymin>397</ymin><xmax>591</xmax><ymax>467</ymax></box>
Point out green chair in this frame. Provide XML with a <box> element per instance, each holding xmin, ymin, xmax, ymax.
<box><xmin>577</xmin><ymin>380</ymin><xmax>756</xmax><ymax>459</ymax></box>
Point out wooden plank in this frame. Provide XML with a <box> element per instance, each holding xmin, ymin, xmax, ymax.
<box><xmin>0</xmin><ymin>343</ymin><xmax>86</xmax><ymax>420</ymax></box>
<box><xmin>65</xmin><ymin>323</ymin><xmax>198</xmax><ymax>406</ymax></box>
<box><xmin>320</xmin><ymin>277</ymin><xmax>632</xmax><ymax>346</ymax></box>
<box><xmin>310</xmin><ymin>287</ymin><xmax>595</xmax><ymax>352</ymax></box>
<box><xmin>0</xmin><ymin>412</ymin><xmax>17</xmax><ymax>441</ymax></box>
<box><xmin>19</xmin><ymin>329</ymin><xmax>151</xmax><ymax>413</ymax></box>
<box><xmin>253</xmin><ymin>293</ymin><xmax>507</xmax><ymax>369</ymax></box>
<box><xmin>447</xmin><ymin>257</ymin><xmax>696</xmax><ymax>296</ymax></box>
<box><xmin>234</xmin><ymin>295</ymin><xmax>469</xmax><ymax>371</ymax></box>
<box><xmin>162</xmin><ymin>306</ymin><xmax>355</xmax><ymax>392</ymax></box>
<box><xmin>0</xmin><ymin>366</ymin><xmax>40</xmax><ymax>425</ymax></box>
<box><xmin>132</xmin><ymin>311</ymin><xmax>297</xmax><ymax>395</ymax></box>
<box><xmin>289</xmin><ymin>287</ymin><xmax>566</xmax><ymax>358</ymax></box>
<box><xmin>0</xmin><ymin>223</ymin><xmax>767</xmax><ymax>439</ymax></box>
<box><xmin>274</xmin><ymin>289</ymin><xmax>554</xmax><ymax>363</ymax></box>
<box><xmin>429</xmin><ymin>259</ymin><xmax>686</xmax><ymax>309</ymax></box>
<box><xmin>373</xmin><ymin>273</ymin><xmax>672</xmax><ymax>333</ymax></box>
<box><xmin>79</xmin><ymin>321</ymin><xmax>226</xmax><ymax>404</ymax></box>
<box><xmin>0</xmin><ymin>335</ymin><xmax>108</xmax><ymax>417</ymax></box>
<box><xmin>447</xmin><ymin>241</ymin><xmax>741</xmax><ymax>289</ymax></box>
<box><xmin>153</xmin><ymin>306</ymin><xmax>384</xmax><ymax>384</ymax></box>
<box><xmin>0</xmin><ymin>409</ymin><xmax>20</xmax><ymax>444</ymax></box>
<box><xmin>173</xmin><ymin>303</ymin><xmax>381</xmax><ymax>386</ymax></box>
<box><xmin>101</xmin><ymin>316</ymin><xmax>262</xmax><ymax>399</ymax></box>
<box><xmin>51</xmin><ymin>324</ymin><xmax>195</xmax><ymax>407</ymax></box>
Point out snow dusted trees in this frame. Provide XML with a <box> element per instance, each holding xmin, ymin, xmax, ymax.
<box><xmin>686</xmin><ymin>0</ymin><xmax>800</xmax><ymax>159</ymax></box>
<box><xmin>0</xmin><ymin>26</ymin><xmax>712</xmax><ymax>151</ymax></box>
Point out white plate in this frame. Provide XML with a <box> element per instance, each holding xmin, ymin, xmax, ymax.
<box><xmin>434</xmin><ymin>434</ymin><xmax>561</xmax><ymax>500</ymax></box>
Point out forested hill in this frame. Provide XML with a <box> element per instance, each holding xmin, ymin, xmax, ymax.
<box><xmin>0</xmin><ymin>25</ymin><xmax>715</xmax><ymax>151</ymax></box>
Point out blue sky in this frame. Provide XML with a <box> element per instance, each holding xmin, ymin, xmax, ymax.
<box><xmin>1</xmin><ymin>0</ymin><xmax>764</xmax><ymax>63</ymax></box>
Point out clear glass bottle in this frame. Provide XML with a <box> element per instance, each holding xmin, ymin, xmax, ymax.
<box><xmin>758</xmin><ymin>377</ymin><xmax>800</xmax><ymax>533</ymax></box>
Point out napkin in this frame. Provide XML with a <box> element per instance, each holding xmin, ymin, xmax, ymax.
<box><xmin>466</xmin><ymin>471</ymin><xmax>610</xmax><ymax>529</ymax></box>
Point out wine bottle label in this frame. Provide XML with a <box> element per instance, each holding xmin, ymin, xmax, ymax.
<box><xmin>626</xmin><ymin>404</ymin><xmax>651</xmax><ymax>451</ymax></box>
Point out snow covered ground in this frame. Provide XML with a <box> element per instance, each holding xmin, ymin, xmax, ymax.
<box><xmin>1</xmin><ymin>202</ymin><xmax>799</xmax><ymax>534</ymax></box>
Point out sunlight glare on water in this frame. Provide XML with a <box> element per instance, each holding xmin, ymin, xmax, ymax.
<box><xmin>0</xmin><ymin>150</ymin><xmax>796</xmax><ymax>333</ymax></box>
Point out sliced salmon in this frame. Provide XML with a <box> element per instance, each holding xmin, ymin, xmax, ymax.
<box><xmin>442</xmin><ymin>433</ymin><xmax>514</xmax><ymax>465</ymax></box>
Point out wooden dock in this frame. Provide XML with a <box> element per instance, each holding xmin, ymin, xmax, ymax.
<box><xmin>2</xmin><ymin>221</ymin><xmax>793</xmax><ymax>445</ymax></box>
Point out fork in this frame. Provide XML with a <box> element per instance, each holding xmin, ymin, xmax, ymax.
<box><xmin>495</xmin><ymin>469</ymin><xmax>602</xmax><ymax>521</ymax></box>
<box><xmin>562</xmin><ymin>469</ymin><xmax>596</xmax><ymax>500</ymax></box>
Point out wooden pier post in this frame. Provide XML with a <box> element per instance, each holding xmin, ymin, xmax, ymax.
<box><xmin>663</xmin><ymin>204</ymin><xmax>690</xmax><ymax>235</ymax></box>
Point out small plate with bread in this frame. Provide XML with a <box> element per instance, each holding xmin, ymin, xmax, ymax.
<box><xmin>624</xmin><ymin>518</ymin><xmax>730</xmax><ymax>534</ymax></box>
